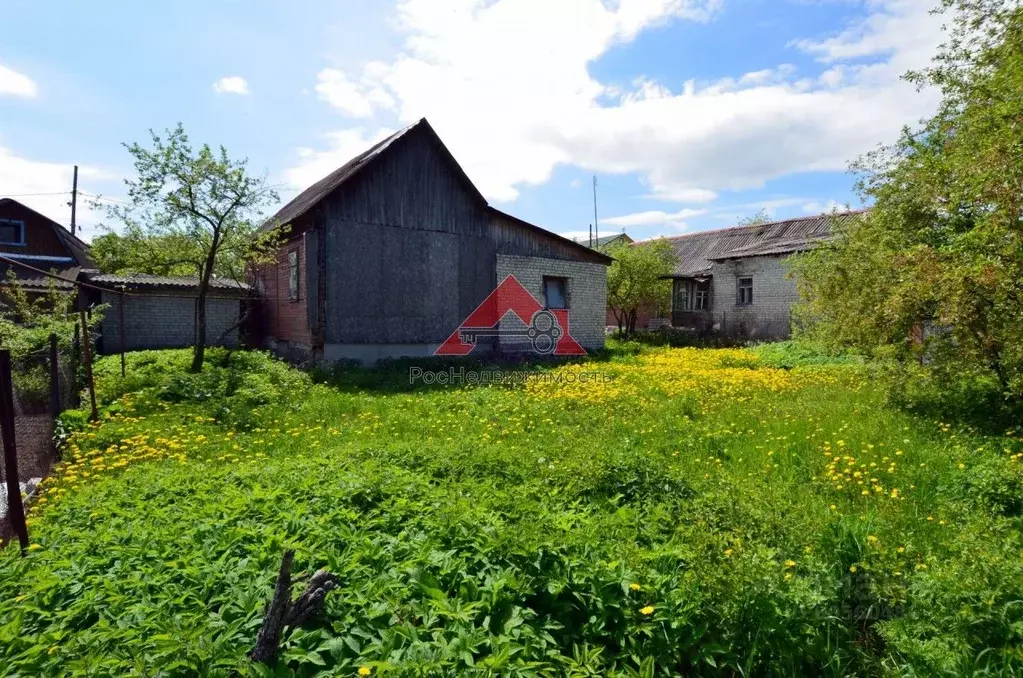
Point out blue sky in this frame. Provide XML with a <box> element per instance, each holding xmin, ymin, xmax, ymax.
<box><xmin>0</xmin><ymin>0</ymin><xmax>944</xmax><ymax>243</ymax></box>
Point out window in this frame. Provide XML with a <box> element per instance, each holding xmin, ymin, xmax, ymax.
<box><xmin>287</xmin><ymin>250</ymin><xmax>299</xmax><ymax>301</ymax></box>
<box><xmin>673</xmin><ymin>279</ymin><xmax>710</xmax><ymax>312</ymax></box>
<box><xmin>737</xmin><ymin>277</ymin><xmax>753</xmax><ymax>306</ymax></box>
<box><xmin>0</xmin><ymin>219</ymin><xmax>24</xmax><ymax>245</ymax></box>
<box><xmin>543</xmin><ymin>276</ymin><xmax>568</xmax><ymax>309</ymax></box>
<box><xmin>693</xmin><ymin>282</ymin><xmax>710</xmax><ymax>310</ymax></box>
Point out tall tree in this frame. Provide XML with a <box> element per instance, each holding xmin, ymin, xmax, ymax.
<box><xmin>605</xmin><ymin>238</ymin><xmax>675</xmax><ymax>335</ymax></box>
<box><xmin>105</xmin><ymin>124</ymin><xmax>281</xmax><ymax>372</ymax></box>
<box><xmin>792</xmin><ymin>0</ymin><xmax>1023</xmax><ymax>407</ymax></box>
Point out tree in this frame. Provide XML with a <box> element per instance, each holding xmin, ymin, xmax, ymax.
<box><xmin>104</xmin><ymin>124</ymin><xmax>281</xmax><ymax>372</ymax></box>
<box><xmin>736</xmin><ymin>208</ymin><xmax>772</xmax><ymax>226</ymax></box>
<box><xmin>791</xmin><ymin>0</ymin><xmax>1023</xmax><ymax>410</ymax></box>
<box><xmin>605</xmin><ymin>238</ymin><xmax>675</xmax><ymax>335</ymax></box>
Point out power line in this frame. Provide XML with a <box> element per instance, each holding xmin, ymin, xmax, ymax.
<box><xmin>1</xmin><ymin>192</ymin><xmax>71</xmax><ymax>198</ymax></box>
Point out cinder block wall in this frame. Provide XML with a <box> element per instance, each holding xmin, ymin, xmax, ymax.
<box><xmin>710</xmin><ymin>255</ymin><xmax>798</xmax><ymax>339</ymax></box>
<box><xmin>495</xmin><ymin>254</ymin><xmax>607</xmax><ymax>351</ymax></box>
<box><xmin>99</xmin><ymin>291</ymin><xmax>242</xmax><ymax>354</ymax></box>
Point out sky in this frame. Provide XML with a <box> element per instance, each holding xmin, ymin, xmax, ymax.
<box><xmin>0</xmin><ymin>0</ymin><xmax>946</xmax><ymax>243</ymax></box>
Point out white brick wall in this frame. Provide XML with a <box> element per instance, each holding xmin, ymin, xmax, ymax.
<box><xmin>99</xmin><ymin>291</ymin><xmax>242</xmax><ymax>353</ymax></box>
<box><xmin>710</xmin><ymin>255</ymin><xmax>797</xmax><ymax>339</ymax></box>
<box><xmin>495</xmin><ymin>255</ymin><xmax>607</xmax><ymax>352</ymax></box>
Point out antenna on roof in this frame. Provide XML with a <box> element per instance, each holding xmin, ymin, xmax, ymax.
<box><xmin>592</xmin><ymin>175</ymin><xmax>599</xmax><ymax>247</ymax></box>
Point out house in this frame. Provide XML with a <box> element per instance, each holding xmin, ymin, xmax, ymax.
<box><xmin>0</xmin><ymin>198</ymin><xmax>93</xmax><ymax>294</ymax></box>
<box><xmin>254</xmin><ymin>118</ymin><xmax>611</xmax><ymax>363</ymax></box>
<box><xmin>660</xmin><ymin>210</ymin><xmax>865</xmax><ymax>339</ymax></box>
<box><xmin>592</xmin><ymin>232</ymin><xmax>633</xmax><ymax>249</ymax></box>
<box><xmin>78</xmin><ymin>272</ymin><xmax>251</xmax><ymax>354</ymax></box>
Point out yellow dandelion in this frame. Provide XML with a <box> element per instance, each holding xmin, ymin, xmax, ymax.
<box><xmin>640</xmin><ymin>605</ymin><xmax>654</xmax><ymax>615</ymax></box>
<box><xmin>629</xmin><ymin>583</ymin><xmax>641</xmax><ymax>591</ymax></box>
<box><xmin>358</xmin><ymin>667</ymin><xmax>372</xmax><ymax>677</ymax></box>
<box><xmin>784</xmin><ymin>560</ymin><xmax>797</xmax><ymax>569</ymax></box>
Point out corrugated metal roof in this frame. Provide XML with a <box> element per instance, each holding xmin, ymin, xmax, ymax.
<box><xmin>647</xmin><ymin>210</ymin><xmax>866</xmax><ymax>277</ymax></box>
<box><xmin>83</xmin><ymin>272</ymin><xmax>250</xmax><ymax>292</ymax></box>
<box><xmin>1</xmin><ymin>266</ymin><xmax>81</xmax><ymax>291</ymax></box>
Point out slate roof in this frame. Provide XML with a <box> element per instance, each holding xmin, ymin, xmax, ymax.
<box><xmin>650</xmin><ymin>210</ymin><xmax>867</xmax><ymax>278</ymax></box>
<box><xmin>1</xmin><ymin>266</ymin><xmax>81</xmax><ymax>291</ymax></box>
<box><xmin>265</xmin><ymin>118</ymin><xmax>486</xmax><ymax>230</ymax></box>
<box><xmin>81</xmin><ymin>271</ymin><xmax>251</xmax><ymax>293</ymax></box>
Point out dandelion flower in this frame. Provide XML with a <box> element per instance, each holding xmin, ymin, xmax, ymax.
<box><xmin>640</xmin><ymin>605</ymin><xmax>654</xmax><ymax>615</ymax></box>
<box><xmin>784</xmin><ymin>560</ymin><xmax>797</xmax><ymax>569</ymax></box>
<box><xmin>26</xmin><ymin>544</ymin><xmax>42</xmax><ymax>552</ymax></box>
<box><xmin>629</xmin><ymin>583</ymin><xmax>641</xmax><ymax>591</ymax></box>
<box><xmin>849</xmin><ymin>565</ymin><xmax>857</xmax><ymax>573</ymax></box>
<box><xmin>358</xmin><ymin>667</ymin><xmax>372</xmax><ymax>676</ymax></box>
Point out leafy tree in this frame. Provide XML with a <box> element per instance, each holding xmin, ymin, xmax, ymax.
<box><xmin>736</xmin><ymin>208</ymin><xmax>773</xmax><ymax>226</ymax></box>
<box><xmin>792</xmin><ymin>0</ymin><xmax>1023</xmax><ymax>412</ymax></box>
<box><xmin>605</xmin><ymin>238</ymin><xmax>675</xmax><ymax>335</ymax></box>
<box><xmin>103</xmin><ymin>124</ymin><xmax>282</xmax><ymax>372</ymax></box>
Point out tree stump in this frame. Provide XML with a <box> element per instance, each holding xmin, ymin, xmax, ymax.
<box><xmin>249</xmin><ymin>550</ymin><xmax>340</xmax><ymax>665</ymax></box>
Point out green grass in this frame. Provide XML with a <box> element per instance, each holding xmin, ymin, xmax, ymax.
<box><xmin>2</xmin><ymin>346</ymin><xmax>1022</xmax><ymax>676</ymax></box>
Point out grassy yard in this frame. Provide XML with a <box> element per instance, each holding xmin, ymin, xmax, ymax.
<box><xmin>1</xmin><ymin>345</ymin><xmax>1022</xmax><ymax>676</ymax></box>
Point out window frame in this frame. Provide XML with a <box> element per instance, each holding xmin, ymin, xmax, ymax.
<box><xmin>736</xmin><ymin>276</ymin><xmax>753</xmax><ymax>306</ymax></box>
<box><xmin>287</xmin><ymin>249</ymin><xmax>299</xmax><ymax>301</ymax></box>
<box><xmin>0</xmin><ymin>219</ymin><xmax>26</xmax><ymax>246</ymax></box>
<box><xmin>542</xmin><ymin>275</ymin><xmax>569</xmax><ymax>310</ymax></box>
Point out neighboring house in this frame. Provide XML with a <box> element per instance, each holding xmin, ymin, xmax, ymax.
<box><xmin>253</xmin><ymin>118</ymin><xmax>611</xmax><ymax>363</ymax></box>
<box><xmin>661</xmin><ymin>210</ymin><xmax>865</xmax><ymax>339</ymax></box>
<box><xmin>592</xmin><ymin>232</ymin><xmax>633</xmax><ymax>249</ymax></box>
<box><xmin>78</xmin><ymin>272</ymin><xmax>250</xmax><ymax>354</ymax></box>
<box><xmin>0</xmin><ymin>198</ymin><xmax>93</xmax><ymax>294</ymax></box>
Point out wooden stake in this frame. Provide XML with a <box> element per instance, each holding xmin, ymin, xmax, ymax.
<box><xmin>48</xmin><ymin>334</ymin><xmax>60</xmax><ymax>416</ymax></box>
<box><xmin>0</xmin><ymin>350</ymin><xmax>29</xmax><ymax>553</ymax></box>
<box><xmin>79</xmin><ymin>309</ymin><xmax>98</xmax><ymax>422</ymax></box>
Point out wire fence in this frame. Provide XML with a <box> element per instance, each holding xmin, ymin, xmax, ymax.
<box><xmin>1</xmin><ymin>334</ymin><xmax>82</xmax><ymax>549</ymax></box>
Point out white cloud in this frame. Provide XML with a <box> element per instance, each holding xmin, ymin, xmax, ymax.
<box><xmin>315</xmin><ymin>68</ymin><xmax>395</xmax><ymax>118</ymax></box>
<box><xmin>288</xmin><ymin>0</ymin><xmax>944</xmax><ymax>204</ymax></box>
<box><xmin>802</xmin><ymin>199</ymin><xmax>847</xmax><ymax>214</ymax></box>
<box><xmin>212</xmin><ymin>76</ymin><xmax>250</xmax><ymax>95</ymax></box>
<box><xmin>283</xmin><ymin>127</ymin><xmax>396</xmax><ymax>190</ymax></box>
<box><xmin>0</xmin><ymin>63</ymin><xmax>37</xmax><ymax>98</ymax></box>
<box><xmin>604</xmin><ymin>207</ymin><xmax>706</xmax><ymax>230</ymax></box>
<box><xmin>0</xmin><ymin>141</ymin><xmax>111</xmax><ymax>238</ymax></box>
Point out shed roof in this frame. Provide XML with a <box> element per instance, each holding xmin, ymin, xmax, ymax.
<box><xmin>648</xmin><ymin>210</ymin><xmax>866</xmax><ymax>278</ymax></box>
<box><xmin>81</xmin><ymin>271</ymin><xmax>251</xmax><ymax>294</ymax></box>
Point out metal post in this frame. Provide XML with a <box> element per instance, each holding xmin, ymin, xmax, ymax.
<box><xmin>0</xmin><ymin>350</ymin><xmax>29</xmax><ymax>553</ymax></box>
<box><xmin>79</xmin><ymin>309</ymin><xmax>98</xmax><ymax>422</ymax></box>
<box><xmin>70</xmin><ymin>165</ymin><xmax>79</xmax><ymax>238</ymax></box>
<box><xmin>48</xmin><ymin>334</ymin><xmax>60</xmax><ymax>416</ymax></box>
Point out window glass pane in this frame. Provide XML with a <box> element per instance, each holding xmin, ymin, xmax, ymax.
<box><xmin>0</xmin><ymin>221</ymin><xmax>22</xmax><ymax>244</ymax></box>
<box><xmin>543</xmin><ymin>277</ymin><xmax>567</xmax><ymax>309</ymax></box>
<box><xmin>288</xmin><ymin>251</ymin><xmax>299</xmax><ymax>300</ymax></box>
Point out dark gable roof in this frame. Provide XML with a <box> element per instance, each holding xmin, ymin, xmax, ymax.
<box><xmin>266</xmin><ymin>117</ymin><xmax>609</xmax><ymax>265</ymax></box>
<box><xmin>266</xmin><ymin>118</ymin><xmax>486</xmax><ymax>230</ymax></box>
<box><xmin>0</xmin><ymin>198</ymin><xmax>94</xmax><ymax>267</ymax></box>
<box><xmin>646</xmin><ymin>210</ymin><xmax>867</xmax><ymax>278</ymax></box>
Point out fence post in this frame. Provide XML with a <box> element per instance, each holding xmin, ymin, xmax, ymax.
<box><xmin>0</xmin><ymin>350</ymin><xmax>29</xmax><ymax>554</ymax></box>
<box><xmin>71</xmin><ymin>322</ymin><xmax>81</xmax><ymax>408</ymax></box>
<box><xmin>118</xmin><ymin>288</ymin><xmax>126</xmax><ymax>378</ymax></box>
<box><xmin>49</xmin><ymin>334</ymin><xmax>60</xmax><ymax>416</ymax></box>
<box><xmin>79</xmin><ymin>309</ymin><xmax>98</xmax><ymax>422</ymax></box>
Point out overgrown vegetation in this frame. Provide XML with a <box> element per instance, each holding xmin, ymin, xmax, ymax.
<box><xmin>1</xmin><ymin>346</ymin><xmax>1020</xmax><ymax>676</ymax></box>
<box><xmin>792</xmin><ymin>0</ymin><xmax>1023</xmax><ymax>424</ymax></box>
<box><xmin>604</xmin><ymin>238</ymin><xmax>674</xmax><ymax>335</ymax></box>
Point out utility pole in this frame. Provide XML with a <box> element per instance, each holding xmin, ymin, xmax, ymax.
<box><xmin>592</xmin><ymin>175</ymin><xmax>599</xmax><ymax>247</ymax></box>
<box><xmin>70</xmin><ymin>165</ymin><xmax>79</xmax><ymax>237</ymax></box>
<box><xmin>589</xmin><ymin>223</ymin><xmax>593</xmax><ymax>248</ymax></box>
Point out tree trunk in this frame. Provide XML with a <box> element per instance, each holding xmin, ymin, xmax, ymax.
<box><xmin>191</xmin><ymin>288</ymin><xmax>207</xmax><ymax>373</ymax></box>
